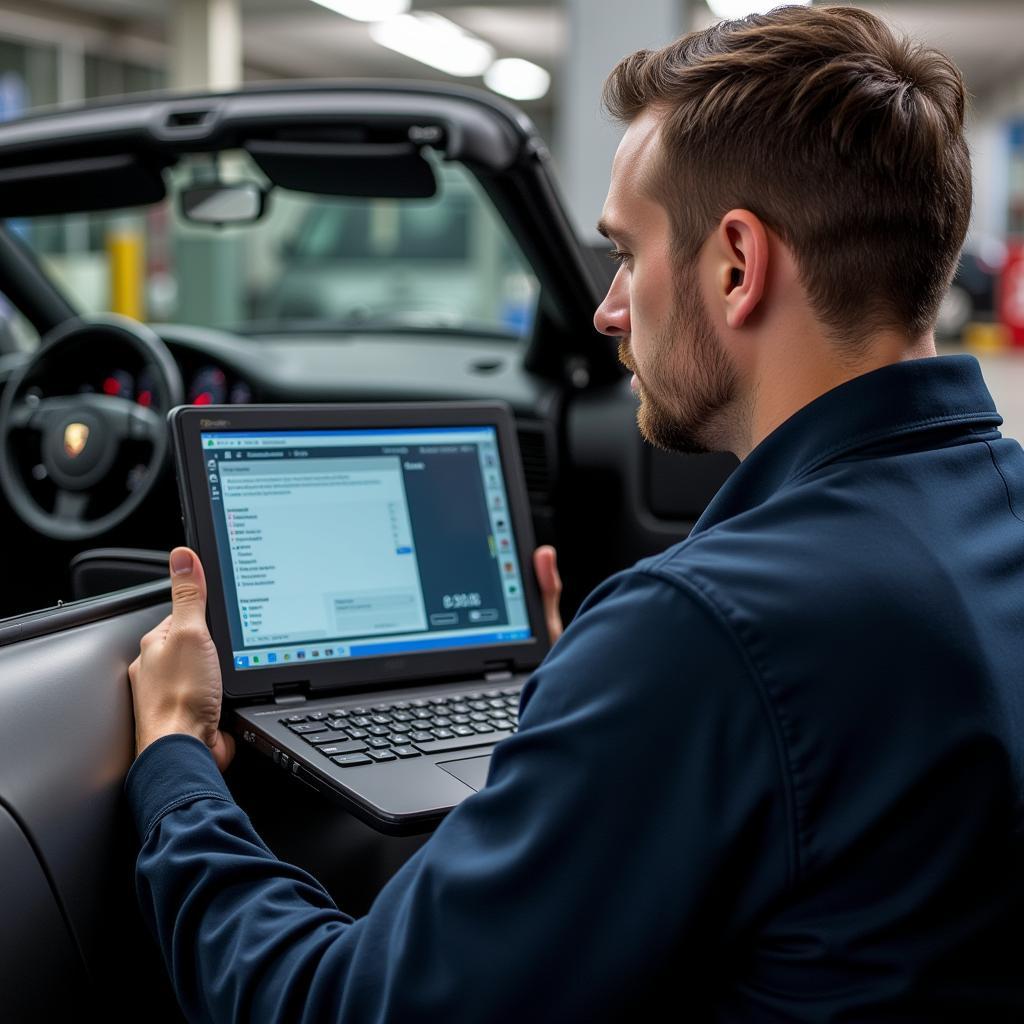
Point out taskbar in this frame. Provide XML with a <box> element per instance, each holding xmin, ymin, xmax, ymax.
<box><xmin>232</xmin><ymin>628</ymin><xmax>532</xmax><ymax>670</ymax></box>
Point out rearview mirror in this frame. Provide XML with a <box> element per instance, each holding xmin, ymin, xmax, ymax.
<box><xmin>179</xmin><ymin>181</ymin><xmax>268</xmax><ymax>226</ymax></box>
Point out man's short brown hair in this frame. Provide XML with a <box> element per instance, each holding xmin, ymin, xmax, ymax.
<box><xmin>603</xmin><ymin>4</ymin><xmax>972</xmax><ymax>348</ymax></box>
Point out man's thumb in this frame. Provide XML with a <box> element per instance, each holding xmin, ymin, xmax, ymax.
<box><xmin>169</xmin><ymin>547</ymin><xmax>207</xmax><ymax>620</ymax></box>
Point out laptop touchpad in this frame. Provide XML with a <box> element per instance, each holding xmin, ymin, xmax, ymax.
<box><xmin>437</xmin><ymin>755</ymin><xmax>492</xmax><ymax>792</ymax></box>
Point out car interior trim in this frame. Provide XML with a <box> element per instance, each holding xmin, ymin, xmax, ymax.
<box><xmin>0</xmin><ymin>577</ymin><xmax>170</xmax><ymax>649</ymax></box>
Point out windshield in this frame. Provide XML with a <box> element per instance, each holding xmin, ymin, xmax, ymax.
<box><xmin>8</xmin><ymin>149</ymin><xmax>539</xmax><ymax>340</ymax></box>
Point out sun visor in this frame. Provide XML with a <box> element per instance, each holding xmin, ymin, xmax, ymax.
<box><xmin>246</xmin><ymin>139</ymin><xmax>437</xmax><ymax>199</ymax></box>
<box><xmin>0</xmin><ymin>153</ymin><xmax>165</xmax><ymax>217</ymax></box>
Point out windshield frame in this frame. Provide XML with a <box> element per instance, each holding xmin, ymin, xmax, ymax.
<box><xmin>9</xmin><ymin>148</ymin><xmax>541</xmax><ymax>343</ymax></box>
<box><xmin>0</xmin><ymin>82</ymin><xmax>615</xmax><ymax>382</ymax></box>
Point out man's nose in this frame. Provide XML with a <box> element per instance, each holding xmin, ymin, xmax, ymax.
<box><xmin>593</xmin><ymin>277</ymin><xmax>629</xmax><ymax>337</ymax></box>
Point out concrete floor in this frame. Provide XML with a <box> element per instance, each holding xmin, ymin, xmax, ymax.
<box><xmin>964</xmin><ymin>349</ymin><xmax>1024</xmax><ymax>442</ymax></box>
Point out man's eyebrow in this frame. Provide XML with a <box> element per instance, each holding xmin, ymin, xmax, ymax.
<box><xmin>596</xmin><ymin>219</ymin><xmax>632</xmax><ymax>245</ymax></box>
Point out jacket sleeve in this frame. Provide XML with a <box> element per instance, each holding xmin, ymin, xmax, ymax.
<box><xmin>125</xmin><ymin>568</ymin><xmax>794</xmax><ymax>1023</ymax></box>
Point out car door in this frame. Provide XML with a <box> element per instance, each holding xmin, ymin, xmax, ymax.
<box><xmin>0</xmin><ymin>582</ymin><xmax>436</xmax><ymax>1017</ymax></box>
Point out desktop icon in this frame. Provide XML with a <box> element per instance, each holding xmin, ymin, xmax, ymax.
<box><xmin>296</xmin><ymin>650</ymin><xmax>306</xmax><ymax>660</ymax></box>
<box><xmin>234</xmin><ymin>655</ymin><xmax>249</xmax><ymax>668</ymax></box>
<box><xmin>267</xmin><ymin>653</ymin><xmax>278</xmax><ymax>664</ymax></box>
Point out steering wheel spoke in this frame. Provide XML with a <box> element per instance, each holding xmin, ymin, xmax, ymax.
<box><xmin>113</xmin><ymin>401</ymin><xmax>164</xmax><ymax>445</ymax></box>
<box><xmin>54</xmin><ymin>488</ymin><xmax>89</xmax><ymax>522</ymax></box>
<box><xmin>8</xmin><ymin>399</ymin><xmax>48</xmax><ymax>432</ymax></box>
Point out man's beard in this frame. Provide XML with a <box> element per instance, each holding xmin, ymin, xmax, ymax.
<box><xmin>618</xmin><ymin>262</ymin><xmax>740</xmax><ymax>455</ymax></box>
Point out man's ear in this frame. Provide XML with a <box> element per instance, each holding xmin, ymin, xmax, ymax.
<box><xmin>712</xmin><ymin>209</ymin><xmax>769</xmax><ymax>330</ymax></box>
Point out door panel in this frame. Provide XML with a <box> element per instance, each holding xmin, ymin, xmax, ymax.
<box><xmin>0</xmin><ymin>595</ymin><xmax>178</xmax><ymax>1017</ymax></box>
<box><xmin>0</xmin><ymin>801</ymin><xmax>88</xmax><ymax>1017</ymax></box>
<box><xmin>0</xmin><ymin>584</ymin><xmax>431</xmax><ymax>1014</ymax></box>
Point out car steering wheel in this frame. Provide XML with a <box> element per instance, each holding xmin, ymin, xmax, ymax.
<box><xmin>0</xmin><ymin>314</ymin><xmax>184</xmax><ymax>541</ymax></box>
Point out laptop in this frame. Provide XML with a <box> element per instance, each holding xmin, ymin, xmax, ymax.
<box><xmin>169</xmin><ymin>401</ymin><xmax>550</xmax><ymax>834</ymax></box>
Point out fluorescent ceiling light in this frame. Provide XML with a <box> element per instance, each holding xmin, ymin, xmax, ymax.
<box><xmin>369</xmin><ymin>13</ymin><xmax>495</xmax><ymax>77</ymax></box>
<box><xmin>484</xmin><ymin>58</ymin><xmax>550</xmax><ymax>101</ymax></box>
<box><xmin>309</xmin><ymin>0</ymin><xmax>410</xmax><ymax>20</ymax></box>
<box><xmin>706</xmin><ymin>0</ymin><xmax>810</xmax><ymax>18</ymax></box>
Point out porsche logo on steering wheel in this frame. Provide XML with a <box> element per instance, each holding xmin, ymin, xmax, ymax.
<box><xmin>64</xmin><ymin>422</ymin><xmax>90</xmax><ymax>459</ymax></box>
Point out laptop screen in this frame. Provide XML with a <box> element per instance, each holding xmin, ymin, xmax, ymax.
<box><xmin>199</xmin><ymin>426</ymin><xmax>533</xmax><ymax>672</ymax></box>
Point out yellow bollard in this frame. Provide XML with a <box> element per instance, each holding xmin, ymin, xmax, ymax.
<box><xmin>107</xmin><ymin>228</ymin><xmax>145</xmax><ymax>320</ymax></box>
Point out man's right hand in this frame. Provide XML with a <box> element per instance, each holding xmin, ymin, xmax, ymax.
<box><xmin>532</xmin><ymin>545</ymin><xmax>563</xmax><ymax>644</ymax></box>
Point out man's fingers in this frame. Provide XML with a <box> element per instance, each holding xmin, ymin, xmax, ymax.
<box><xmin>169</xmin><ymin>547</ymin><xmax>208</xmax><ymax>627</ymax></box>
<box><xmin>534</xmin><ymin>545</ymin><xmax>562</xmax><ymax>598</ymax></box>
<box><xmin>533</xmin><ymin>545</ymin><xmax>563</xmax><ymax>643</ymax></box>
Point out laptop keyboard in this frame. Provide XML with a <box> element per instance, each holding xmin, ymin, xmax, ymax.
<box><xmin>278</xmin><ymin>687</ymin><xmax>522</xmax><ymax>767</ymax></box>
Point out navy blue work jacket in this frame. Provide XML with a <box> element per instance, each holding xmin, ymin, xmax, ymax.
<box><xmin>126</xmin><ymin>353</ymin><xmax>1024</xmax><ymax>1022</ymax></box>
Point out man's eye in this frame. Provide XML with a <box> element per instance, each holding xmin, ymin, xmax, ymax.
<box><xmin>607</xmin><ymin>249</ymin><xmax>632</xmax><ymax>266</ymax></box>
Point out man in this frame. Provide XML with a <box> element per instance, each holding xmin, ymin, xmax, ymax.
<box><xmin>127</xmin><ymin>6</ymin><xmax>1024</xmax><ymax>1021</ymax></box>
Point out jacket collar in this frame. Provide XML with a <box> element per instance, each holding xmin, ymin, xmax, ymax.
<box><xmin>689</xmin><ymin>353</ymin><xmax>1003</xmax><ymax>538</ymax></box>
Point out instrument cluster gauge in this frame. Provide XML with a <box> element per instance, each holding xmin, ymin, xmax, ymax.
<box><xmin>229</xmin><ymin>380</ymin><xmax>253</xmax><ymax>404</ymax></box>
<box><xmin>188</xmin><ymin>365</ymin><xmax>228</xmax><ymax>406</ymax></box>
<box><xmin>81</xmin><ymin>368</ymin><xmax>134</xmax><ymax>399</ymax></box>
<box><xmin>136</xmin><ymin>366</ymin><xmax>158</xmax><ymax>407</ymax></box>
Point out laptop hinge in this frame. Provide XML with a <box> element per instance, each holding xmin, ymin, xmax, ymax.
<box><xmin>484</xmin><ymin>666</ymin><xmax>514</xmax><ymax>682</ymax></box>
<box><xmin>272</xmin><ymin>681</ymin><xmax>310</xmax><ymax>705</ymax></box>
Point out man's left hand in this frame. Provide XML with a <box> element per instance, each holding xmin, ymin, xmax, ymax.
<box><xmin>128</xmin><ymin>547</ymin><xmax>236</xmax><ymax>772</ymax></box>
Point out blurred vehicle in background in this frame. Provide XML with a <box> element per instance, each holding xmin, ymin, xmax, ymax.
<box><xmin>255</xmin><ymin>167</ymin><xmax>536</xmax><ymax>335</ymax></box>
<box><xmin>936</xmin><ymin>236</ymin><xmax>1006</xmax><ymax>340</ymax></box>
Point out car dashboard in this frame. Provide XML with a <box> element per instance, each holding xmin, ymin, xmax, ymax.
<box><xmin>0</xmin><ymin>319</ymin><xmax>737</xmax><ymax>617</ymax></box>
<box><xmin>79</xmin><ymin>357</ymin><xmax>253</xmax><ymax>409</ymax></box>
<box><xmin>152</xmin><ymin>323</ymin><xmax>563</xmax><ymax>515</ymax></box>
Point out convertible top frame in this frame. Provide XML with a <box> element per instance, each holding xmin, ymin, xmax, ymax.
<box><xmin>0</xmin><ymin>81</ymin><xmax>620</xmax><ymax>384</ymax></box>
